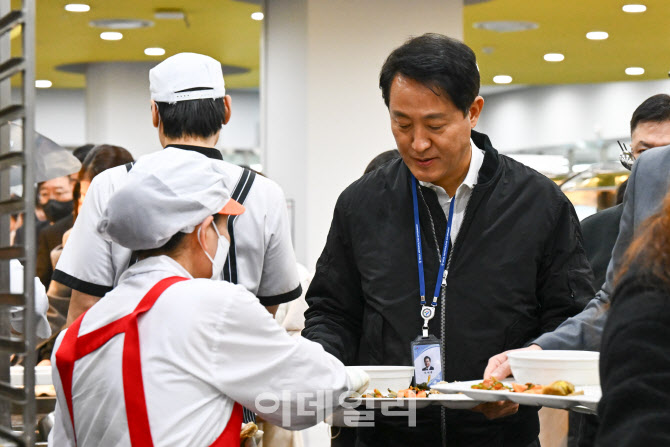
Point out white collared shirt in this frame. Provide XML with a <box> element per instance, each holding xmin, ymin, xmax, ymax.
<box><xmin>419</xmin><ymin>139</ymin><xmax>485</xmax><ymax>243</ymax></box>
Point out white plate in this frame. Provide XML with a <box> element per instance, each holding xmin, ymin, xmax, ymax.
<box><xmin>431</xmin><ymin>380</ymin><xmax>601</xmax><ymax>412</ymax></box>
<box><xmin>344</xmin><ymin>393</ymin><xmax>480</xmax><ymax>410</ymax></box>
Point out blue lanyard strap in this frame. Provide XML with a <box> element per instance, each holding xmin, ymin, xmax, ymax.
<box><xmin>411</xmin><ymin>176</ymin><xmax>456</xmax><ymax>307</ymax></box>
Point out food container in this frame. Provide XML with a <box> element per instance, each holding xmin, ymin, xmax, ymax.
<box><xmin>360</xmin><ymin>366</ymin><xmax>414</xmax><ymax>392</ymax></box>
<box><xmin>508</xmin><ymin>350</ymin><xmax>599</xmax><ymax>386</ymax></box>
<box><xmin>10</xmin><ymin>365</ymin><xmax>53</xmax><ymax>387</ymax></box>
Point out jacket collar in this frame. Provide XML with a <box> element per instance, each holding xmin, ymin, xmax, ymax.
<box><xmin>471</xmin><ymin>129</ymin><xmax>502</xmax><ymax>187</ymax></box>
<box><xmin>165</xmin><ymin>144</ymin><xmax>223</xmax><ymax>161</ymax></box>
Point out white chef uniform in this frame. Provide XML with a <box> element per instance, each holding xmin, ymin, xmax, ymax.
<box><xmin>50</xmin><ymin>256</ymin><xmax>354</xmax><ymax>446</ymax></box>
<box><xmin>49</xmin><ymin>147</ymin><xmax>366</xmax><ymax>447</ymax></box>
<box><xmin>53</xmin><ymin>146</ymin><xmax>301</xmax><ymax>306</ymax></box>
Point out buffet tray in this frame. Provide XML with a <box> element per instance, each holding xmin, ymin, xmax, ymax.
<box><xmin>344</xmin><ymin>392</ymin><xmax>480</xmax><ymax>410</ymax></box>
<box><xmin>432</xmin><ymin>380</ymin><xmax>600</xmax><ymax>412</ymax></box>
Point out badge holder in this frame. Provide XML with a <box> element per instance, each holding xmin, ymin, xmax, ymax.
<box><xmin>410</xmin><ymin>306</ymin><xmax>443</xmax><ymax>388</ymax></box>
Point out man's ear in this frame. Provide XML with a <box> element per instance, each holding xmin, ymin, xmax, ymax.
<box><xmin>223</xmin><ymin>95</ymin><xmax>232</xmax><ymax>125</ymax></box>
<box><xmin>151</xmin><ymin>100</ymin><xmax>160</xmax><ymax>128</ymax></box>
<box><xmin>468</xmin><ymin>96</ymin><xmax>484</xmax><ymax>129</ymax></box>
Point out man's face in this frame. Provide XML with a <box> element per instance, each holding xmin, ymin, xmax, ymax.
<box><xmin>631</xmin><ymin>120</ymin><xmax>670</xmax><ymax>159</ymax></box>
<box><xmin>424</xmin><ymin>357</ymin><xmax>431</xmax><ymax>368</ymax></box>
<box><xmin>38</xmin><ymin>176</ymin><xmax>73</xmax><ymax>205</ymax></box>
<box><xmin>388</xmin><ymin>74</ymin><xmax>483</xmax><ymax>189</ymax></box>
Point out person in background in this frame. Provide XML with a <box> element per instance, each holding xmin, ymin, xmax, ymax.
<box><xmin>362</xmin><ymin>149</ymin><xmax>401</xmax><ymax>175</ymax></box>
<box><xmin>486</xmin><ymin>93</ymin><xmax>670</xmax><ymax>381</ymax></box>
<box><xmin>566</xmin><ymin>94</ymin><xmax>670</xmax><ymax>447</ymax></box>
<box><xmin>50</xmin><ymin>150</ymin><xmax>368</xmax><ymax>446</ymax></box>
<box><xmin>55</xmin><ymin>52</ymin><xmax>301</xmax><ymax>327</ymax></box>
<box><xmin>34</xmin><ymin>176</ymin><xmax>74</xmax><ymax>287</ymax></box>
<box><xmin>579</xmin><ymin>94</ymin><xmax>670</xmax><ymax>293</ymax></box>
<box><xmin>37</xmin><ymin>145</ymin><xmax>134</xmax><ymax>292</ymax></box>
<box><xmin>303</xmin><ymin>34</ymin><xmax>594</xmax><ymax>447</ymax></box>
<box><xmin>595</xmin><ymin>189</ymin><xmax>670</xmax><ymax>446</ymax></box>
<box><xmin>38</xmin><ymin>144</ymin><xmax>135</xmax><ymax>338</ymax></box>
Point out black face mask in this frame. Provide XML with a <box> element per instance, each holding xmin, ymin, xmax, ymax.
<box><xmin>42</xmin><ymin>200</ymin><xmax>73</xmax><ymax>223</ymax></box>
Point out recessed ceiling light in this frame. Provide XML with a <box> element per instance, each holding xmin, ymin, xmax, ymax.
<box><xmin>544</xmin><ymin>53</ymin><xmax>565</xmax><ymax>62</ymax></box>
<box><xmin>64</xmin><ymin>4</ymin><xmax>90</xmax><ymax>12</ymax></box>
<box><xmin>473</xmin><ymin>20</ymin><xmax>538</xmax><ymax>33</ymax></box>
<box><xmin>586</xmin><ymin>31</ymin><xmax>608</xmax><ymax>40</ymax></box>
<box><xmin>35</xmin><ymin>80</ymin><xmax>52</xmax><ymax>88</ymax></box>
<box><xmin>90</xmin><ymin>19</ymin><xmax>153</xmax><ymax>29</ymax></box>
<box><xmin>251</xmin><ymin>12</ymin><xmax>264</xmax><ymax>21</ymax></box>
<box><xmin>100</xmin><ymin>31</ymin><xmax>123</xmax><ymax>41</ymax></box>
<box><xmin>493</xmin><ymin>75</ymin><xmax>513</xmax><ymax>84</ymax></box>
<box><xmin>144</xmin><ymin>47</ymin><xmax>165</xmax><ymax>56</ymax></box>
<box><xmin>625</xmin><ymin>67</ymin><xmax>645</xmax><ymax>75</ymax></box>
<box><xmin>622</xmin><ymin>4</ymin><xmax>647</xmax><ymax>13</ymax></box>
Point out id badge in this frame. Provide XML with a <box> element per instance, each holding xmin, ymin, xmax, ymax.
<box><xmin>410</xmin><ymin>334</ymin><xmax>443</xmax><ymax>388</ymax></box>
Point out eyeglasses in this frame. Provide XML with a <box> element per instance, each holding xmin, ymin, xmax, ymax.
<box><xmin>617</xmin><ymin>140</ymin><xmax>634</xmax><ymax>171</ymax></box>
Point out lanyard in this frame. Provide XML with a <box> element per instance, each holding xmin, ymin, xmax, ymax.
<box><xmin>411</xmin><ymin>176</ymin><xmax>455</xmax><ymax>336</ymax></box>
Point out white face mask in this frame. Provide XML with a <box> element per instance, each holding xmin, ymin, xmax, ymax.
<box><xmin>198</xmin><ymin>220</ymin><xmax>230</xmax><ymax>280</ymax></box>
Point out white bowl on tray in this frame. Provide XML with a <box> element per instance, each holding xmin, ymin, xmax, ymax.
<box><xmin>508</xmin><ymin>350</ymin><xmax>600</xmax><ymax>386</ymax></box>
<box><xmin>359</xmin><ymin>366</ymin><xmax>414</xmax><ymax>392</ymax></box>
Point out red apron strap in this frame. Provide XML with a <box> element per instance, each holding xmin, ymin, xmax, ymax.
<box><xmin>209</xmin><ymin>402</ymin><xmax>243</xmax><ymax>447</ymax></box>
<box><xmin>54</xmin><ymin>276</ymin><xmax>188</xmax><ymax>446</ymax></box>
<box><xmin>54</xmin><ymin>314</ymin><xmax>84</xmax><ymax>443</ymax></box>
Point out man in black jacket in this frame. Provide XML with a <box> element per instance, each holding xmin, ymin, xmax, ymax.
<box><xmin>302</xmin><ymin>34</ymin><xmax>594</xmax><ymax>447</ymax></box>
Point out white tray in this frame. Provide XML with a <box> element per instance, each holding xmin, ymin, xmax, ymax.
<box><xmin>344</xmin><ymin>392</ymin><xmax>480</xmax><ymax>410</ymax></box>
<box><xmin>432</xmin><ymin>379</ymin><xmax>600</xmax><ymax>411</ymax></box>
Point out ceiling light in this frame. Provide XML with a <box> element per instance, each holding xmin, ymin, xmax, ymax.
<box><xmin>64</xmin><ymin>4</ymin><xmax>90</xmax><ymax>12</ymax></box>
<box><xmin>625</xmin><ymin>67</ymin><xmax>645</xmax><ymax>75</ymax></box>
<box><xmin>100</xmin><ymin>32</ymin><xmax>123</xmax><ymax>41</ymax></box>
<box><xmin>493</xmin><ymin>75</ymin><xmax>513</xmax><ymax>84</ymax></box>
<box><xmin>144</xmin><ymin>47</ymin><xmax>165</xmax><ymax>56</ymax></box>
<box><xmin>35</xmin><ymin>80</ymin><xmax>52</xmax><ymax>88</ymax></box>
<box><xmin>544</xmin><ymin>53</ymin><xmax>565</xmax><ymax>62</ymax></box>
<box><xmin>154</xmin><ymin>10</ymin><xmax>185</xmax><ymax>20</ymax></box>
<box><xmin>90</xmin><ymin>19</ymin><xmax>153</xmax><ymax>29</ymax></box>
<box><xmin>586</xmin><ymin>31</ymin><xmax>608</xmax><ymax>40</ymax></box>
<box><xmin>622</xmin><ymin>4</ymin><xmax>647</xmax><ymax>13</ymax></box>
<box><xmin>473</xmin><ymin>20</ymin><xmax>538</xmax><ymax>33</ymax></box>
<box><xmin>251</xmin><ymin>12</ymin><xmax>264</xmax><ymax>21</ymax></box>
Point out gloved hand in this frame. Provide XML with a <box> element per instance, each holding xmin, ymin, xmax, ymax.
<box><xmin>345</xmin><ymin>366</ymin><xmax>370</xmax><ymax>394</ymax></box>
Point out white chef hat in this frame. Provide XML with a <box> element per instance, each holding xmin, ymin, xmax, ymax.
<box><xmin>150</xmin><ymin>52</ymin><xmax>226</xmax><ymax>103</ymax></box>
<box><xmin>97</xmin><ymin>148</ymin><xmax>244</xmax><ymax>250</ymax></box>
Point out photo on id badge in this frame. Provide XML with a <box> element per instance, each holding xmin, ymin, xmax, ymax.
<box><xmin>412</xmin><ymin>343</ymin><xmax>442</xmax><ymax>387</ymax></box>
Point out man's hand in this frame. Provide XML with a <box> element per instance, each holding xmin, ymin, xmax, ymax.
<box><xmin>483</xmin><ymin>344</ymin><xmax>542</xmax><ymax>381</ymax></box>
<box><xmin>470</xmin><ymin>401</ymin><xmax>519</xmax><ymax>420</ymax></box>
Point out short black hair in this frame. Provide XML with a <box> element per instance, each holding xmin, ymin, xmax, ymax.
<box><xmin>364</xmin><ymin>149</ymin><xmax>401</xmax><ymax>175</ymax></box>
<box><xmin>156</xmin><ymin>88</ymin><xmax>225</xmax><ymax>140</ymax></box>
<box><xmin>379</xmin><ymin>33</ymin><xmax>480</xmax><ymax>115</ymax></box>
<box><xmin>72</xmin><ymin>144</ymin><xmax>95</xmax><ymax>163</ymax></box>
<box><xmin>424</xmin><ymin>356</ymin><xmax>431</xmax><ymax>362</ymax></box>
<box><xmin>630</xmin><ymin>94</ymin><xmax>670</xmax><ymax>133</ymax></box>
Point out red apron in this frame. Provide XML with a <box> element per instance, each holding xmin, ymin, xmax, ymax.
<box><xmin>55</xmin><ymin>276</ymin><xmax>243</xmax><ymax>446</ymax></box>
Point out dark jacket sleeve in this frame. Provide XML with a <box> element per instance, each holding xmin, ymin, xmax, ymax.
<box><xmin>535</xmin><ymin>197</ymin><xmax>595</xmax><ymax>334</ymax></box>
<box><xmin>302</xmin><ymin>194</ymin><xmax>363</xmax><ymax>365</ymax></box>
<box><xmin>596</xmin><ymin>277</ymin><xmax>670</xmax><ymax>447</ymax></box>
<box><xmin>36</xmin><ymin>226</ymin><xmax>53</xmax><ymax>289</ymax></box>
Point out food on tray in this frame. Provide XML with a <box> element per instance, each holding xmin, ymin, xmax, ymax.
<box><xmin>240</xmin><ymin>422</ymin><xmax>258</xmax><ymax>439</ymax></box>
<box><xmin>360</xmin><ymin>385</ymin><xmax>437</xmax><ymax>398</ymax></box>
<box><xmin>470</xmin><ymin>377</ymin><xmax>511</xmax><ymax>391</ymax></box>
<box><xmin>473</xmin><ymin>378</ymin><xmax>584</xmax><ymax>396</ymax></box>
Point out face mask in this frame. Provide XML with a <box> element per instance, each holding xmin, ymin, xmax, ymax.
<box><xmin>198</xmin><ymin>220</ymin><xmax>230</xmax><ymax>280</ymax></box>
<box><xmin>42</xmin><ymin>200</ymin><xmax>73</xmax><ymax>223</ymax></box>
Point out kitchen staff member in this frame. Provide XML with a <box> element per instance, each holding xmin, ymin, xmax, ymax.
<box><xmin>49</xmin><ymin>150</ymin><xmax>369</xmax><ymax>446</ymax></box>
<box><xmin>54</xmin><ymin>52</ymin><xmax>301</xmax><ymax>327</ymax></box>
